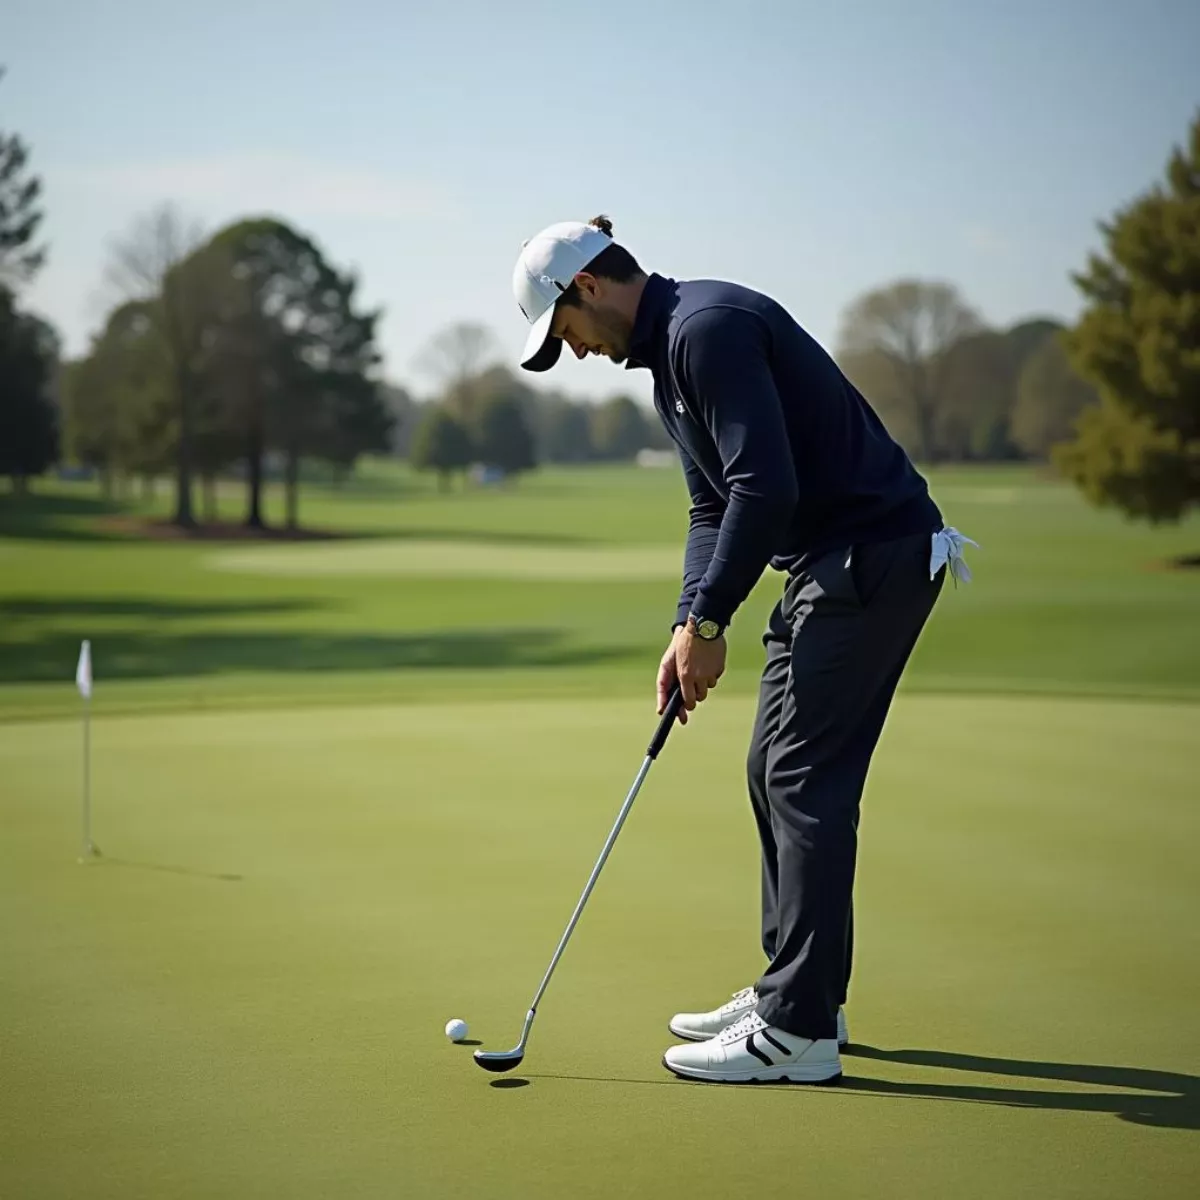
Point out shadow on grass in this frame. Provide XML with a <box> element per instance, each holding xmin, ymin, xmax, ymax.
<box><xmin>839</xmin><ymin>1044</ymin><xmax>1199</xmax><ymax>1130</ymax></box>
<box><xmin>0</xmin><ymin>492</ymin><xmax>133</xmax><ymax>542</ymax></box>
<box><xmin>525</xmin><ymin>1045</ymin><xmax>1199</xmax><ymax>1129</ymax></box>
<box><xmin>0</xmin><ymin>626</ymin><xmax>634</xmax><ymax>684</ymax></box>
<box><xmin>2</xmin><ymin>491</ymin><xmax>593</xmax><ymax>547</ymax></box>
<box><xmin>98</xmin><ymin>521</ymin><xmax>596</xmax><ymax>546</ymax></box>
<box><xmin>1</xmin><ymin>597</ymin><xmax>327</xmax><ymax>621</ymax></box>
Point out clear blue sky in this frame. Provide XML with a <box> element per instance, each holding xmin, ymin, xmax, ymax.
<box><xmin>5</xmin><ymin>0</ymin><xmax>1198</xmax><ymax>402</ymax></box>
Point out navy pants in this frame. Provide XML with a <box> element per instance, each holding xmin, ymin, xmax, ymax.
<box><xmin>751</xmin><ymin>530</ymin><xmax>944</xmax><ymax>1041</ymax></box>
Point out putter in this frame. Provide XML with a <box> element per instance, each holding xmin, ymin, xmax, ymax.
<box><xmin>474</xmin><ymin>685</ymin><xmax>686</xmax><ymax>1073</ymax></box>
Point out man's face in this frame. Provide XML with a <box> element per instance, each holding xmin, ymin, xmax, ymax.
<box><xmin>550</xmin><ymin>275</ymin><xmax>635</xmax><ymax>365</ymax></box>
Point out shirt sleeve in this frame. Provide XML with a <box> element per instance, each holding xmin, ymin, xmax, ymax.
<box><xmin>674</xmin><ymin>444</ymin><xmax>726</xmax><ymax>629</ymax></box>
<box><xmin>674</xmin><ymin>306</ymin><xmax>799</xmax><ymax>627</ymax></box>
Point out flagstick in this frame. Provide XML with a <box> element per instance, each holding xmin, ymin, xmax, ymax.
<box><xmin>76</xmin><ymin>639</ymin><xmax>99</xmax><ymax>863</ymax></box>
<box><xmin>80</xmin><ymin>695</ymin><xmax>93</xmax><ymax>859</ymax></box>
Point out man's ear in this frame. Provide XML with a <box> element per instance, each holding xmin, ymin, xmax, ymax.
<box><xmin>572</xmin><ymin>271</ymin><xmax>600</xmax><ymax>300</ymax></box>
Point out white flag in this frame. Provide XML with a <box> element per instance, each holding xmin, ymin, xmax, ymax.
<box><xmin>75</xmin><ymin>639</ymin><xmax>93</xmax><ymax>700</ymax></box>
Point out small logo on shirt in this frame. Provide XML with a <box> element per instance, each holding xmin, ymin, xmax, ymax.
<box><xmin>675</xmin><ymin>400</ymin><xmax>685</xmax><ymax>414</ymax></box>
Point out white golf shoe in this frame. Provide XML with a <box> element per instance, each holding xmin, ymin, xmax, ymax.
<box><xmin>663</xmin><ymin>1011</ymin><xmax>843</xmax><ymax>1085</ymax></box>
<box><xmin>668</xmin><ymin>986</ymin><xmax>849</xmax><ymax>1046</ymax></box>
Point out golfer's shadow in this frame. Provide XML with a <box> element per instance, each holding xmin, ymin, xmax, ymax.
<box><xmin>842</xmin><ymin>1044</ymin><xmax>1200</xmax><ymax>1131</ymax></box>
<box><xmin>523</xmin><ymin>1047</ymin><xmax>1199</xmax><ymax>1128</ymax></box>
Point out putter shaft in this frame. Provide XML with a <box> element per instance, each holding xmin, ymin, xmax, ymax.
<box><xmin>474</xmin><ymin>689</ymin><xmax>683</xmax><ymax>1071</ymax></box>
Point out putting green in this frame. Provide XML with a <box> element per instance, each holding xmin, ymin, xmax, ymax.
<box><xmin>208</xmin><ymin>539</ymin><xmax>683</xmax><ymax>580</ymax></box>
<box><xmin>2</xmin><ymin>694</ymin><xmax>1197</xmax><ymax>1198</ymax></box>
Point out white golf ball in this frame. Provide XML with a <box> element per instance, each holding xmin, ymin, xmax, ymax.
<box><xmin>445</xmin><ymin>1018</ymin><xmax>469</xmax><ymax>1043</ymax></box>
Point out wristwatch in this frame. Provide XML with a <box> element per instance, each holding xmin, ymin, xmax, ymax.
<box><xmin>686</xmin><ymin>612</ymin><xmax>724</xmax><ymax>641</ymax></box>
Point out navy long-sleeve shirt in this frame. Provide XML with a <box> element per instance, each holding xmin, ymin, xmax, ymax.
<box><xmin>624</xmin><ymin>273</ymin><xmax>942</xmax><ymax>629</ymax></box>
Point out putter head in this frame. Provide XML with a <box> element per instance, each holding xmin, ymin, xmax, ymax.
<box><xmin>473</xmin><ymin>1049</ymin><xmax>525</xmax><ymax>1073</ymax></box>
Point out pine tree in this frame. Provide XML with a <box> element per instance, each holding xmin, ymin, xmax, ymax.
<box><xmin>1055</xmin><ymin>111</ymin><xmax>1200</xmax><ymax>524</ymax></box>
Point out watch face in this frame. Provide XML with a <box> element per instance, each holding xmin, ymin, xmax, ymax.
<box><xmin>698</xmin><ymin>619</ymin><xmax>720</xmax><ymax>639</ymax></box>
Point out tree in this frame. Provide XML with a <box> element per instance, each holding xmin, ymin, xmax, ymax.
<box><xmin>200</xmin><ymin>217</ymin><xmax>385</xmax><ymax>529</ymax></box>
<box><xmin>197</xmin><ymin>263</ymin><xmax>276</xmax><ymax>528</ymax></box>
<box><xmin>0</xmin><ymin>68</ymin><xmax>46</xmax><ymax>288</ymax></box>
<box><xmin>411</xmin><ymin>406</ymin><xmax>473</xmax><ymax>490</ymax></box>
<box><xmin>282</xmin><ymin>264</ymin><xmax>388</xmax><ymax>524</ymax></box>
<box><xmin>475</xmin><ymin>393</ymin><xmax>536</xmax><ymax>479</ymax></box>
<box><xmin>590</xmin><ymin>394</ymin><xmax>650</xmax><ymax>461</ymax></box>
<box><xmin>316</xmin><ymin>376</ymin><xmax>394</xmax><ymax>503</ymax></box>
<box><xmin>190</xmin><ymin>371</ymin><xmax>242</xmax><ymax>522</ymax></box>
<box><xmin>379</xmin><ymin>383</ymin><xmax>419</xmax><ymax>457</ymax></box>
<box><xmin>933</xmin><ymin>318</ymin><xmax>1069</xmax><ymax>461</ymax></box>
<box><xmin>0</xmin><ymin>290</ymin><xmax>59</xmax><ymax>492</ymax></box>
<box><xmin>106</xmin><ymin>203</ymin><xmax>211</xmax><ymax>526</ymax></box>
<box><xmin>639</xmin><ymin>407</ymin><xmax>674</xmax><ymax>452</ymax></box>
<box><xmin>1054</xmin><ymin>111</ymin><xmax>1200</xmax><ymax>524</ymax></box>
<box><xmin>61</xmin><ymin>300</ymin><xmax>174</xmax><ymax>495</ymax></box>
<box><xmin>542</xmin><ymin>399</ymin><xmax>595</xmax><ymax>463</ymax></box>
<box><xmin>837</xmin><ymin>280</ymin><xmax>985</xmax><ymax>462</ymax></box>
<box><xmin>0</xmin><ymin>67</ymin><xmax>57</xmax><ymax>492</ymax></box>
<box><xmin>1004</xmin><ymin>318</ymin><xmax>1066</xmax><ymax>368</ymax></box>
<box><xmin>1012</xmin><ymin>333</ymin><xmax>1099</xmax><ymax>459</ymax></box>
<box><xmin>935</xmin><ymin>331</ymin><xmax>1017</xmax><ymax>461</ymax></box>
<box><xmin>414</xmin><ymin>322</ymin><xmax>500</xmax><ymax>422</ymax></box>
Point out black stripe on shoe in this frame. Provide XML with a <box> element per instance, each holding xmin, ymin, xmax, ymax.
<box><xmin>744</xmin><ymin>1033</ymin><xmax>774</xmax><ymax>1066</ymax></box>
<box><xmin>760</xmin><ymin>1029</ymin><xmax>790</xmax><ymax>1056</ymax></box>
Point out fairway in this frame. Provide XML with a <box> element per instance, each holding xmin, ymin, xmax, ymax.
<box><xmin>2</xmin><ymin>694</ymin><xmax>1197</xmax><ymax>1198</ymax></box>
<box><xmin>209</xmin><ymin>538</ymin><xmax>683</xmax><ymax>580</ymax></box>
<box><xmin>2</xmin><ymin>463</ymin><xmax>1199</xmax><ymax>1197</ymax></box>
<box><xmin>2</xmin><ymin>465</ymin><xmax>1199</xmax><ymax>723</ymax></box>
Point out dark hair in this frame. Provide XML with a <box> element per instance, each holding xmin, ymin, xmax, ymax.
<box><xmin>558</xmin><ymin>215</ymin><xmax>643</xmax><ymax>307</ymax></box>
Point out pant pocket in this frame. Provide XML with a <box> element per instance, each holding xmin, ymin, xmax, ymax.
<box><xmin>846</xmin><ymin>535</ymin><xmax>923</xmax><ymax>609</ymax></box>
<box><xmin>805</xmin><ymin>546</ymin><xmax>863</xmax><ymax>610</ymax></box>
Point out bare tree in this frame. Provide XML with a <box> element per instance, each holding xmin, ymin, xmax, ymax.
<box><xmin>105</xmin><ymin>202</ymin><xmax>210</xmax><ymax>526</ymax></box>
<box><xmin>413</xmin><ymin>321</ymin><xmax>500</xmax><ymax>422</ymax></box>
<box><xmin>837</xmin><ymin>280</ymin><xmax>984</xmax><ymax>463</ymax></box>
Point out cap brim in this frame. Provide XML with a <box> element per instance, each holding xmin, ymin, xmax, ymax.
<box><xmin>520</xmin><ymin>305</ymin><xmax>562</xmax><ymax>373</ymax></box>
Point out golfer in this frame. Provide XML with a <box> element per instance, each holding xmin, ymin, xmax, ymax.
<box><xmin>511</xmin><ymin>216</ymin><xmax>974</xmax><ymax>1084</ymax></box>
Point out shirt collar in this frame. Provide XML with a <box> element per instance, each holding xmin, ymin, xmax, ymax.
<box><xmin>625</xmin><ymin>272</ymin><xmax>675</xmax><ymax>371</ymax></box>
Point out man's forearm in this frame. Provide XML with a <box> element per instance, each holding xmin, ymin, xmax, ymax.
<box><xmin>675</xmin><ymin>510</ymin><xmax>723</xmax><ymax>627</ymax></box>
<box><xmin>673</xmin><ymin>446</ymin><xmax>727</xmax><ymax>627</ymax></box>
<box><xmin>688</xmin><ymin>490</ymin><xmax>795</xmax><ymax>627</ymax></box>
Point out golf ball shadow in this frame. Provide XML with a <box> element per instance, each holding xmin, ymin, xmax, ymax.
<box><xmin>489</xmin><ymin>1079</ymin><xmax>530</xmax><ymax>1089</ymax></box>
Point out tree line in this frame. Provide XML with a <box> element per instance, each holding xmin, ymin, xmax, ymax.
<box><xmin>836</xmin><ymin>294</ymin><xmax>1098</xmax><ymax>465</ymax></box>
<box><xmin>2</xmin><ymin>68</ymin><xmax>1197</xmax><ymax>531</ymax></box>
<box><xmin>384</xmin><ymin>322</ymin><xmax>673</xmax><ymax>490</ymax></box>
<box><xmin>398</xmin><ymin>299</ymin><xmax>1101</xmax><ymax>490</ymax></box>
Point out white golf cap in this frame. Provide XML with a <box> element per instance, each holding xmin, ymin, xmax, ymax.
<box><xmin>512</xmin><ymin>220</ymin><xmax>614</xmax><ymax>372</ymax></box>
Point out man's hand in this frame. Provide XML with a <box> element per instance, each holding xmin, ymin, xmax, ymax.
<box><xmin>657</xmin><ymin>623</ymin><xmax>727</xmax><ymax>723</ymax></box>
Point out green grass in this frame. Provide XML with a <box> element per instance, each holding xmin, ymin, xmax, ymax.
<box><xmin>2</xmin><ymin>462</ymin><xmax>1199</xmax><ymax>1197</ymax></box>
<box><xmin>1</xmin><ymin>462</ymin><xmax>1198</xmax><ymax>721</ymax></box>
<box><xmin>2</xmin><ymin>695</ymin><xmax>1197</xmax><ymax>1198</ymax></box>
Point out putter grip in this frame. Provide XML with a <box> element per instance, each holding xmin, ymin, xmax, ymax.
<box><xmin>647</xmin><ymin>686</ymin><xmax>685</xmax><ymax>759</ymax></box>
